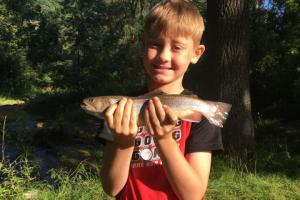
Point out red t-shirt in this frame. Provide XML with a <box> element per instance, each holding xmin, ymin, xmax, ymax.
<box><xmin>116</xmin><ymin>121</ymin><xmax>192</xmax><ymax>200</ymax></box>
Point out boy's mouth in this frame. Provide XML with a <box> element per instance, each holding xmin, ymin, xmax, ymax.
<box><xmin>152</xmin><ymin>64</ymin><xmax>171</xmax><ymax>70</ymax></box>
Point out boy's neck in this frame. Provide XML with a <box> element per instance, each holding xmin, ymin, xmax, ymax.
<box><xmin>147</xmin><ymin>82</ymin><xmax>185</xmax><ymax>95</ymax></box>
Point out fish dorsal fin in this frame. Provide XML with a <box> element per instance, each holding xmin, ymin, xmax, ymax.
<box><xmin>109</xmin><ymin>99</ymin><xmax>119</xmax><ymax>104</ymax></box>
<box><xmin>108</xmin><ymin>96</ymin><xmax>124</xmax><ymax>104</ymax></box>
<box><xmin>186</xmin><ymin>94</ymin><xmax>198</xmax><ymax>99</ymax></box>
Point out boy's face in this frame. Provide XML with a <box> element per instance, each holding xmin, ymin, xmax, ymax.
<box><xmin>143</xmin><ymin>33</ymin><xmax>204</xmax><ymax>88</ymax></box>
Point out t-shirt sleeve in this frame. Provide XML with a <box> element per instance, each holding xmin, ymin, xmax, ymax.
<box><xmin>185</xmin><ymin>118</ymin><xmax>224</xmax><ymax>154</ymax></box>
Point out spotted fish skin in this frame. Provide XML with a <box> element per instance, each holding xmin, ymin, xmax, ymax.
<box><xmin>81</xmin><ymin>94</ymin><xmax>231</xmax><ymax>127</ymax></box>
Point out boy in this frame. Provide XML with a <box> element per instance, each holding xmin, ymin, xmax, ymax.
<box><xmin>100</xmin><ymin>0</ymin><xmax>223</xmax><ymax>199</ymax></box>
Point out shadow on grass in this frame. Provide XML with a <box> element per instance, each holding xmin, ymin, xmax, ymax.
<box><xmin>255</xmin><ymin>150</ymin><xmax>300</xmax><ymax>179</ymax></box>
<box><xmin>215</xmin><ymin>118</ymin><xmax>300</xmax><ymax>179</ymax></box>
<box><xmin>253</xmin><ymin>118</ymin><xmax>300</xmax><ymax>178</ymax></box>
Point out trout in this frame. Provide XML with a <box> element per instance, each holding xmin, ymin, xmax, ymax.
<box><xmin>81</xmin><ymin>94</ymin><xmax>231</xmax><ymax>127</ymax></box>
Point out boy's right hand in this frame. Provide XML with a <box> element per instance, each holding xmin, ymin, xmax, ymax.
<box><xmin>104</xmin><ymin>98</ymin><xmax>138</xmax><ymax>148</ymax></box>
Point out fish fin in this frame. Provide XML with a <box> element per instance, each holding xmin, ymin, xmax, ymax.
<box><xmin>99</xmin><ymin>122</ymin><xmax>114</xmax><ymax>142</ymax></box>
<box><xmin>186</xmin><ymin>94</ymin><xmax>199</xmax><ymax>99</ymax></box>
<box><xmin>202</xmin><ymin>101</ymin><xmax>232</xmax><ymax>127</ymax></box>
<box><xmin>178</xmin><ymin>110</ymin><xmax>202</xmax><ymax>123</ymax></box>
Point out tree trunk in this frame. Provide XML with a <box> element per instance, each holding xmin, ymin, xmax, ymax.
<box><xmin>195</xmin><ymin>0</ymin><xmax>255</xmax><ymax>153</ymax></box>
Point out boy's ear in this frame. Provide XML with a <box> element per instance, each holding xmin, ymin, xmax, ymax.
<box><xmin>191</xmin><ymin>44</ymin><xmax>205</xmax><ymax>64</ymax></box>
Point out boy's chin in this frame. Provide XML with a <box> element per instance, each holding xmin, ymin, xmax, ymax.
<box><xmin>149</xmin><ymin>76</ymin><xmax>173</xmax><ymax>85</ymax></box>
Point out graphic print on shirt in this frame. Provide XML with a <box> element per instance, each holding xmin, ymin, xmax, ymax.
<box><xmin>131</xmin><ymin>120</ymin><xmax>183</xmax><ymax>168</ymax></box>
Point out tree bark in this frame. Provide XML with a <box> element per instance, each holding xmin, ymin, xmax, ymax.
<box><xmin>194</xmin><ymin>0</ymin><xmax>255</xmax><ymax>153</ymax></box>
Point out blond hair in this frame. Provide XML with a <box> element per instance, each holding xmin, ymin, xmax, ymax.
<box><xmin>144</xmin><ymin>0</ymin><xmax>205</xmax><ymax>44</ymax></box>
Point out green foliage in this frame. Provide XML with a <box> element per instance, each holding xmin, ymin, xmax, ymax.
<box><xmin>0</xmin><ymin>0</ymin><xmax>208</xmax><ymax>98</ymax></box>
<box><xmin>35</xmin><ymin>0</ymin><xmax>63</xmax><ymax>16</ymax></box>
<box><xmin>250</xmin><ymin>0</ymin><xmax>300</xmax><ymax>119</ymax></box>
<box><xmin>0</xmin><ymin>0</ymin><xmax>149</xmax><ymax>97</ymax></box>
<box><xmin>0</xmin><ymin>2</ymin><xmax>36</xmax><ymax>95</ymax></box>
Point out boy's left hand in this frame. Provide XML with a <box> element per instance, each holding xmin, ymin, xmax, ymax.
<box><xmin>144</xmin><ymin>97</ymin><xmax>178</xmax><ymax>140</ymax></box>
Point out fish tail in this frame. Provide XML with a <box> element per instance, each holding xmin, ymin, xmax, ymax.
<box><xmin>203</xmin><ymin>101</ymin><xmax>232</xmax><ymax>127</ymax></box>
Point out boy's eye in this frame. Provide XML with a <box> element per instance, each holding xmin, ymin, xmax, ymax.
<box><xmin>148</xmin><ymin>42</ymin><xmax>160</xmax><ymax>48</ymax></box>
<box><xmin>173</xmin><ymin>45</ymin><xmax>183</xmax><ymax>51</ymax></box>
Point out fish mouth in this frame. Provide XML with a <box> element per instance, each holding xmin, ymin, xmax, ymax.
<box><xmin>80</xmin><ymin>102</ymin><xmax>88</xmax><ymax>110</ymax></box>
<box><xmin>81</xmin><ymin>103</ymin><xmax>102</xmax><ymax>119</ymax></box>
<box><xmin>80</xmin><ymin>104</ymin><xmax>86</xmax><ymax>110</ymax></box>
<box><xmin>81</xmin><ymin>102</ymin><xmax>96</xmax><ymax>112</ymax></box>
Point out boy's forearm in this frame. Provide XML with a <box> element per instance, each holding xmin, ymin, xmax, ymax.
<box><xmin>155</xmin><ymin>138</ymin><xmax>208</xmax><ymax>200</ymax></box>
<box><xmin>100</xmin><ymin>142</ymin><xmax>134</xmax><ymax>197</ymax></box>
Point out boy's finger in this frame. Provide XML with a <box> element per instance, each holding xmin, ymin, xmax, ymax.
<box><xmin>122</xmin><ymin>98</ymin><xmax>133</xmax><ymax>128</ymax></box>
<box><xmin>148</xmin><ymin>99</ymin><xmax>161</xmax><ymax>127</ymax></box>
<box><xmin>163</xmin><ymin>105</ymin><xmax>178</xmax><ymax>124</ymax></box>
<box><xmin>104</xmin><ymin>104</ymin><xmax>118</xmax><ymax>129</ymax></box>
<box><xmin>129</xmin><ymin>102</ymin><xmax>138</xmax><ymax>133</ymax></box>
<box><xmin>153</xmin><ymin>97</ymin><xmax>165</xmax><ymax>122</ymax></box>
<box><xmin>144</xmin><ymin>107</ymin><xmax>154</xmax><ymax>135</ymax></box>
<box><xmin>114</xmin><ymin>98</ymin><xmax>127</xmax><ymax>129</ymax></box>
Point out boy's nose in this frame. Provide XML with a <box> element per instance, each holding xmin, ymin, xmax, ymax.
<box><xmin>158</xmin><ymin>48</ymin><xmax>171</xmax><ymax>62</ymax></box>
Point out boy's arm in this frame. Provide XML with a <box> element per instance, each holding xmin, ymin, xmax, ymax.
<box><xmin>145</xmin><ymin>97</ymin><xmax>211</xmax><ymax>200</ymax></box>
<box><xmin>156</xmin><ymin>138</ymin><xmax>211</xmax><ymax>200</ymax></box>
<box><xmin>100</xmin><ymin>98</ymin><xmax>137</xmax><ymax>197</ymax></box>
<box><xmin>101</xmin><ymin>142</ymin><xmax>135</xmax><ymax>196</ymax></box>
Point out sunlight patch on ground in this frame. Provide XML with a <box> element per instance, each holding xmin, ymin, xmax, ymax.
<box><xmin>0</xmin><ymin>96</ymin><xmax>25</xmax><ymax>105</ymax></box>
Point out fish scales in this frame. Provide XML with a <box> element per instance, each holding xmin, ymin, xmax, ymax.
<box><xmin>81</xmin><ymin>94</ymin><xmax>231</xmax><ymax>127</ymax></box>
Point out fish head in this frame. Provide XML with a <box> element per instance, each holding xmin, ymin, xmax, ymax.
<box><xmin>81</xmin><ymin>96</ymin><xmax>116</xmax><ymax>118</ymax></box>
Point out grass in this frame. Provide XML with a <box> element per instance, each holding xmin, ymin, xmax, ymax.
<box><xmin>207</xmin><ymin>171</ymin><xmax>300</xmax><ymax>200</ymax></box>
<box><xmin>0</xmin><ymin>152</ymin><xmax>299</xmax><ymax>200</ymax></box>
<box><xmin>31</xmin><ymin>165</ymin><xmax>113</xmax><ymax>200</ymax></box>
<box><xmin>0</xmin><ymin>157</ymin><xmax>113</xmax><ymax>200</ymax></box>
